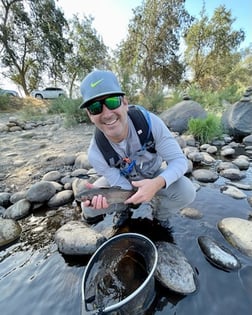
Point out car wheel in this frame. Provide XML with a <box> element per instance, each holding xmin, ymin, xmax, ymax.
<box><xmin>35</xmin><ymin>94</ymin><xmax>43</xmax><ymax>99</ymax></box>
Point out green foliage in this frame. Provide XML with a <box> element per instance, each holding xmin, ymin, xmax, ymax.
<box><xmin>65</xmin><ymin>15</ymin><xmax>108</xmax><ymax>98</ymax></box>
<box><xmin>0</xmin><ymin>0</ymin><xmax>71</xmax><ymax>95</ymax></box>
<box><xmin>118</xmin><ymin>0</ymin><xmax>193</xmax><ymax>95</ymax></box>
<box><xmin>184</xmin><ymin>4</ymin><xmax>245</xmax><ymax>90</ymax></box>
<box><xmin>0</xmin><ymin>95</ymin><xmax>11</xmax><ymax>111</ymax></box>
<box><xmin>20</xmin><ymin>106</ymin><xmax>47</xmax><ymax>121</ymax></box>
<box><xmin>186</xmin><ymin>85</ymin><xmax>242</xmax><ymax>112</ymax></box>
<box><xmin>188</xmin><ymin>114</ymin><xmax>223</xmax><ymax>144</ymax></box>
<box><xmin>48</xmin><ymin>97</ymin><xmax>89</xmax><ymax>127</ymax></box>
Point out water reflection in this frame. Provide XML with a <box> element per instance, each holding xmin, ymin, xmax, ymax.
<box><xmin>1</xmin><ymin>183</ymin><xmax>252</xmax><ymax>315</ymax></box>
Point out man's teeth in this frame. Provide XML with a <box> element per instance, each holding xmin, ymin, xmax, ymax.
<box><xmin>105</xmin><ymin>119</ymin><xmax>117</xmax><ymax>125</ymax></box>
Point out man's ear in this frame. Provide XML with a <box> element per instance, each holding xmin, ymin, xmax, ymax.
<box><xmin>85</xmin><ymin>108</ymin><xmax>93</xmax><ymax>122</ymax></box>
<box><xmin>122</xmin><ymin>96</ymin><xmax>128</xmax><ymax>106</ymax></box>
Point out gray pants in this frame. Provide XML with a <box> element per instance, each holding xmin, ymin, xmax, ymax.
<box><xmin>82</xmin><ymin>175</ymin><xmax>196</xmax><ymax>222</ymax></box>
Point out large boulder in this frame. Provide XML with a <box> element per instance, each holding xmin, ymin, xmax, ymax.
<box><xmin>221</xmin><ymin>89</ymin><xmax>252</xmax><ymax>137</ymax></box>
<box><xmin>160</xmin><ymin>97</ymin><xmax>207</xmax><ymax>134</ymax></box>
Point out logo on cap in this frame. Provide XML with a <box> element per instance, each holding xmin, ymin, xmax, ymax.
<box><xmin>90</xmin><ymin>79</ymin><xmax>104</xmax><ymax>88</ymax></box>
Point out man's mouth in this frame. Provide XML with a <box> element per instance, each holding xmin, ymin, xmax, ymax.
<box><xmin>104</xmin><ymin>118</ymin><xmax>118</xmax><ymax>125</ymax></box>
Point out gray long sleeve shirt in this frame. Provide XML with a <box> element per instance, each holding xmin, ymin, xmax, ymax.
<box><xmin>87</xmin><ymin>111</ymin><xmax>188</xmax><ymax>190</ymax></box>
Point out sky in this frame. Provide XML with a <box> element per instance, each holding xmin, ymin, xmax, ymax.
<box><xmin>2</xmin><ymin>0</ymin><xmax>251</xmax><ymax>91</ymax></box>
<box><xmin>57</xmin><ymin>0</ymin><xmax>252</xmax><ymax>50</ymax></box>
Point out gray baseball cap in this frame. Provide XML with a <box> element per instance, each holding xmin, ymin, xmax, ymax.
<box><xmin>79</xmin><ymin>70</ymin><xmax>125</xmax><ymax>108</ymax></box>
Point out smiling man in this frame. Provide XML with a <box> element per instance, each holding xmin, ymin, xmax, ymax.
<box><xmin>79</xmin><ymin>69</ymin><xmax>196</xmax><ymax>224</ymax></box>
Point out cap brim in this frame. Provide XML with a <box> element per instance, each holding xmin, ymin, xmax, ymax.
<box><xmin>79</xmin><ymin>92</ymin><xmax>125</xmax><ymax>109</ymax></box>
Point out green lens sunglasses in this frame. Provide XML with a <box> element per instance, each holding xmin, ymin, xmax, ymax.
<box><xmin>87</xmin><ymin>96</ymin><xmax>122</xmax><ymax>115</ymax></box>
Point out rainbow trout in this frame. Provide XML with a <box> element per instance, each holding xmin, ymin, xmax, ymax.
<box><xmin>75</xmin><ymin>186</ymin><xmax>135</xmax><ymax>204</ymax></box>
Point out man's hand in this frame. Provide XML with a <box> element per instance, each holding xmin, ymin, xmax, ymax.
<box><xmin>125</xmin><ymin>176</ymin><xmax>165</xmax><ymax>204</ymax></box>
<box><xmin>81</xmin><ymin>182</ymin><xmax>109</xmax><ymax>209</ymax></box>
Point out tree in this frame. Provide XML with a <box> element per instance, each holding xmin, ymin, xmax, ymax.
<box><xmin>184</xmin><ymin>4</ymin><xmax>245</xmax><ymax>90</ymax></box>
<box><xmin>117</xmin><ymin>0</ymin><xmax>193</xmax><ymax>97</ymax></box>
<box><xmin>0</xmin><ymin>0</ymin><xmax>70</xmax><ymax>95</ymax></box>
<box><xmin>65</xmin><ymin>15</ymin><xmax>108</xmax><ymax>98</ymax></box>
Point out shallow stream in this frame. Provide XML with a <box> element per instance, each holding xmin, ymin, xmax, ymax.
<box><xmin>1</xmin><ymin>180</ymin><xmax>252</xmax><ymax>315</ymax></box>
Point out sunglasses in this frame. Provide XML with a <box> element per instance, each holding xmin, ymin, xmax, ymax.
<box><xmin>86</xmin><ymin>96</ymin><xmax>122</xmax><ymax>115</ymax></box>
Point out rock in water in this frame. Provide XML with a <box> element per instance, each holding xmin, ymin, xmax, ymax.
<box><xmin>154</xmin><ymin>241</ymin><xmax>196</xmax><ymax>294</ymax></box>
<box><xmin>55</xmin><ymin>221</ymin><xmax>106</xmax><ymax>255</ymax></box>
<box><xmin>198</xmin><ymin>235</ymin><xmax>241</xmax><ymax>271</ymax></box>
<box><xmin>218</xmin><ymin>217</ymin><xmax>252</xmax><ymax>257</ymax></box>
<box><xmin>0</xmin><ymin>217</ymin><xmax>22</xmax><ymax>248</ymax></box>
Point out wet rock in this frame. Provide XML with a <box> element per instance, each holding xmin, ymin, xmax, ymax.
<box><xmin>232</xmin><ymin>156</ymin><xmax>250</xmax><ymax>170</ymax></box>
<box><xmin>0</xmin><ymin>217</ymin><xmax>22</xmax><ymax>248</ymax></box>
<box><xmin>243</xmin><ymin>134</ymin><xmax>252</xmax><ymax>146</ymax></box>
<box><xmin>206</xmin><ymin>145</ymin><xmax>218</xmax><ymax>154</ymax></box>
<box><xmin>155</xmin><ymin>241</ymin><xmax>197</xmax><ymax>294</ymax></box>
<box><xmin>187</xmin><ymin>151</ymin><xmax>204</xmax><ymax>163</ymax></box>
<box><xmin>217</xmin><ymin>161</ymin><xmax>239</xmax><ymax>172</ymax></box>
<box><xmin>247</xmin><ymin>197</ymin><xmax>252</xmax><ymax>207</ymax></box>
<box><xmin>220</xmin><ymin>185</ymin><xmax>247</xmax><ymax>199</ymax></box>
<box><xmin>180</xmin><ymin>207</ymin><xmax>203</xmax><ymax>219</ymax></box>
<box><xmin>55</xmin><ymin>220</ymin><xmax>106</xmax><ymax>255</ymax></box>
<box><xmin>220</xmin><ymin>147</ymin><xmax>235</xmax><ymax>157</ymax></box>
<box><xmin>192</xmin><ymin>169</ymin><xmax>218</xmax><ymax>183</ymax></box>
<box><xmin>47</xmin><ymin>190</ymin><xmax>73</xmax><ymax>208</ymax></box>
<box><xmin>225</xmin><ymin>181</ymin><xmax>252</xmax><ymax>191</ymax></box>
<box><xmin>26</xmin><ymin>181</ymin><xmax>56</xmax><ymax>203</ymax></box>
<box><xmin>220</xmin><ymin>168</ymin><xmax>245</xmax><ymax>180</ymax></box>
<box><xmin>200</xmin><ymin>152</ymin><xmax>216</xmax><ymax>164</ymax></box>
<box><xmin>3</xmin><ymin>199</ymin><xmax>31</xmax><ymax>220</ymax></box>
<box><xmin>198</xmin><ymin>235</ymin><xmax>241</xmax><ymax>271</ymax></box>
<box><xmin>218</xmin><ymin>217</ymin><xmax>252</xmax><ymax>257</ymax></box>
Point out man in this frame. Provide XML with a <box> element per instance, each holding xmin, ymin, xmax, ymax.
<box><xmin>79</xmin><ymin>69</ymin><xmax>196</xmax><ymax>223</ymax></box>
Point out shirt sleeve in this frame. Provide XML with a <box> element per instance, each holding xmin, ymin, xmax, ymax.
<box><xmin>149</xmin><ymin>112</ymin><xmax>188</xmax><ymax>188</ymax></box>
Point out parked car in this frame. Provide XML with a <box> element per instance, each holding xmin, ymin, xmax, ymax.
<box><xmin>0</xmin><ymin>88</ymin><xmax>19</xmax><ymax>97</ymax></box>
<box><xmin>30</xmin><ymin>87</ymin><xmax>66</xmax><ymax>99</ymax></box>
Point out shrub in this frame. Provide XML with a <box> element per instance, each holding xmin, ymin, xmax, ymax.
<box><xmin>48</xmin><ymin>97</ymin><xmax>89</xmax><ymax>126</ymax></box>
<box><xmin>188</xmin><ymin>114</ymin><xmax>223</xmax><ymax>144</ymax></box>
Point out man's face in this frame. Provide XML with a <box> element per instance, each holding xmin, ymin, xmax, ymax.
<box><xmin>86</xmin><ymin>95</ymin><xmax>129</xmax><ymax>143</ymax></box>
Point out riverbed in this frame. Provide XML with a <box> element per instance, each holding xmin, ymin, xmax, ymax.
<box><xmin>0</xmin><ymin>113</ymin><xmax>252</xmax><ymax>315</ymax></box>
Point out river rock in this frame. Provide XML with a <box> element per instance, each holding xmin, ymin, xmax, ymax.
<box><xmin>3</xmin><ymin>199</ymin><xmax>31</xmax><ymax>220</ymax></box>
<box><xmin>192</xmin><ymin>169</ymin><xmax>218</xmax><ymax>183</ymax></box>
<box><xmin>0</xmin><ymin>217</ymin><xmax>22</xmax><ymax>248</ymax></box>
<box><xmin>216</xmin><ymin>161</ymin><xmax>239</xmax><ymax>172</ymax></box>
<box><xmin>220</xmin><ymin>185</ymin><xmax>247</xmax><ymax>199</ymax></box>
<box><xmin>26</xmin><ymin>181</ymin><xmax>56</xmax><ymax>203</ymax></box>
<box><xmin>42</xmin><ymin>170</ymin><xmax>62</xmax><ymax>182</ymax></box>
<box><xmin>225</xmin><ymin>181</ymin><xmax>252</xmax><ymax>191</ymax></box>
<box><xmin>159</xmin><ymin>99</ymin><xmax>207</xmax><ymax>133</ymax></box>
<box><xmin>180</xmin><ymin>207</ymin><xmax>203</xmax><ymax>219</ymax></box>
<box><xmin>47</xmin><ymin>190</ymin><xmax>73</xmax><ymax>208</ymax></box>
<box><xmin>198</xmin><ymin>235</ymin><xmax>241</xmax><ymax>271</ymax></box>
<box><xmin>221</xmin><ymin>95</ymin><xmax>252</xmax><ymax>137</ymax></box>
<box><xmin>220</xmin><ymin>168</ymin><xmax>245</xmax><ymax>180</ymax></box>
<box><xmin>10</xmin><ymin>191</ymin><xmax>27</xmax><ymax>204</ymax></box>
<box><xmin>220</xmin><ymin>147</ymin><xmax>235</xmax><ymax>157</ymax></box>
<box><xmin>0</xmin><ymin>192</ymin><xmax>11</xmax><ymax>207</ymax></box>
<box><xmin>218</xmin><ymin>217</ymin><xmax>252</xmax><ymax>257</ymax></box>
<box><xmin>232</xmin><ymin>156</ymin><xmax>250</xmax><ymax>170</ymax></box>
<box><xmin>243</xmin><ymin>134</ymin><xmax>252</xmax><ymax>146</ymax></box>
<box><xmin>55</xmin><ymin>220</ymin><xmax>106</xmax><ymax>255</ymax></box>
<box><xmin>154</xmin><ymin>241</ymin><xmax>197</xmax><ymax>294</ymax></box>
